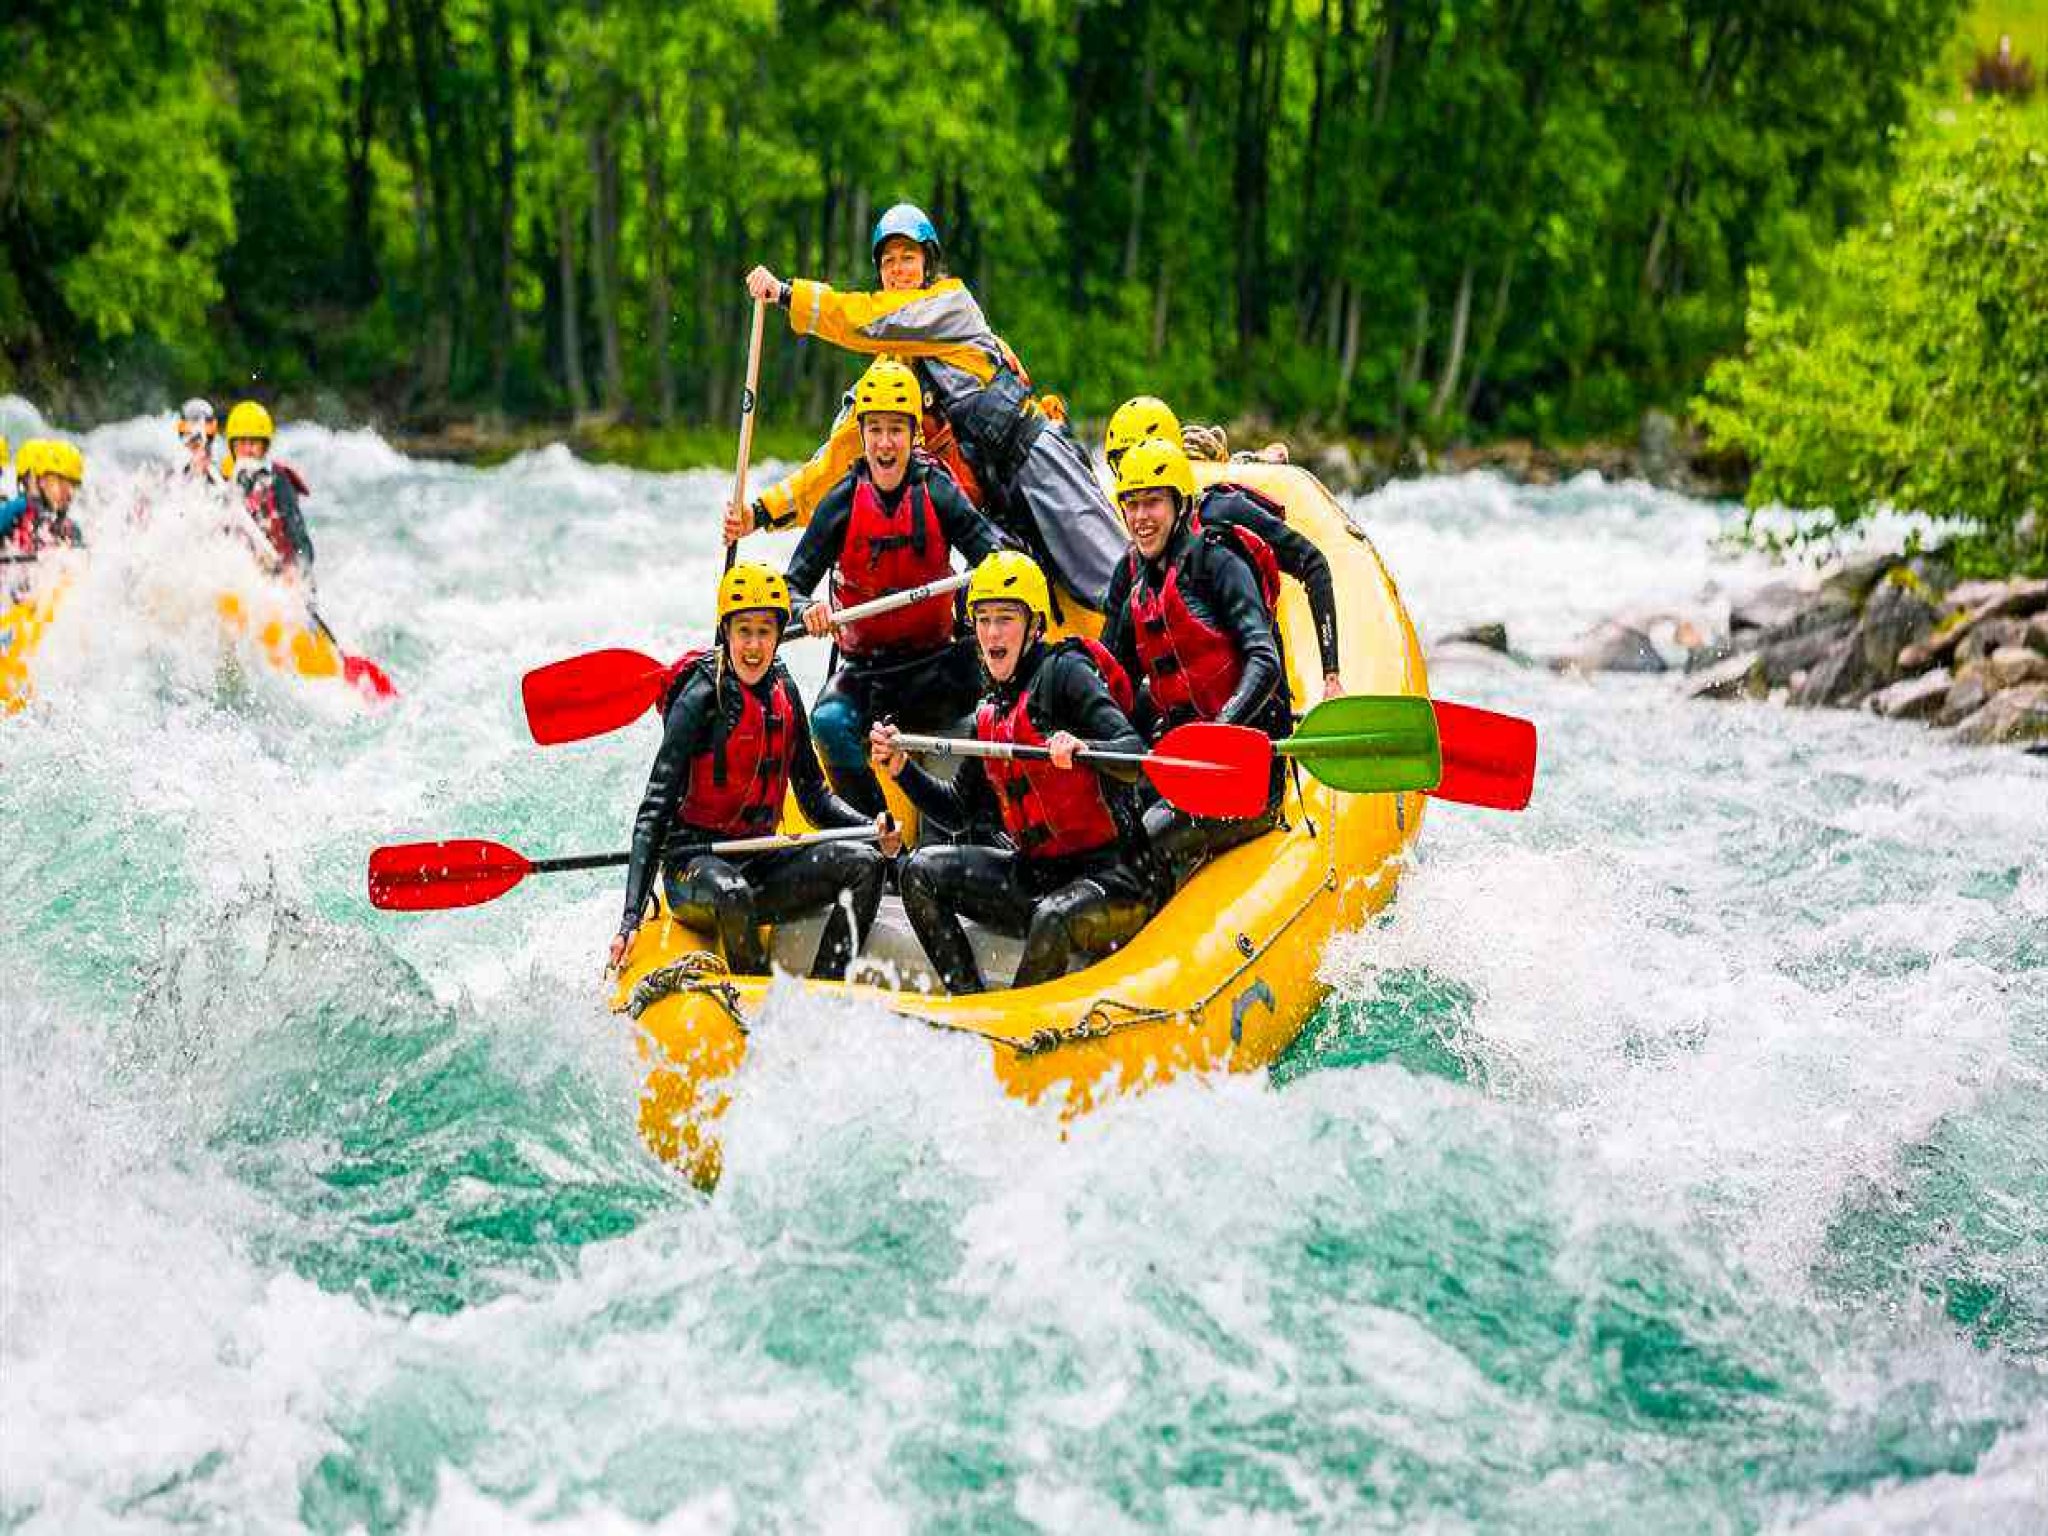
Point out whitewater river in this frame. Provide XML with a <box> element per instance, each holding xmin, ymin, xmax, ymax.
<box><xmin>3</xmin><ymin>402</ymin><xmax>2043</xmax><ymax>1533</ymax></box>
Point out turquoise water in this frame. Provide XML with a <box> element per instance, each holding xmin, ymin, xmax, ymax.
<box><xmin>3</xmin><ymin>405</ymin><xmax>2044</xmax><ymax>1532</ymax></box>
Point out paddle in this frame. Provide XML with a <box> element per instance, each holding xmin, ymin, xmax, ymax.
<box><xmin>521</xmin><ymin>572</ymin><xmax>974</xmax><ymax>745</ymax></box>
<box><xmin>890</xmin><ymin>720</ymin><xmax>1275</xmax><ymax>820</ymax></box>
<box><xmin>308</xmin><ymin>606</ymin><xmax>400</xmax><ymax>702</ymax></box>
<box><xmin>724</xmin><ymin>297</ymin><xmax>768</xmax><ymax>573</ymax></box>
<box><xmin>1429</xmin><ymin>699</ymin><xmax>1537</xmax><ymax>811</ymax></box>
<box><xmin>1276</xmin><ymin>695</ymin><xmax>1538</xmax><ymax>810</ymax></box>
<box><xmin>367</xmin><ymin>824</ymin><xmax>881</xmax><ymax>912</ymax></box>
<box><xmin>1275</xmin><ymin>695</ymin><xmax>1444</xmax><ymax>794</ymax></box>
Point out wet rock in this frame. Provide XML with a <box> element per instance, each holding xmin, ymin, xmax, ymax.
<box><xmin>1957</xmin><ymin>617</ymin><xmax>2032</xmax><ymax>667</ymax></box>
<box><xmin>1858</xmin><ymin>575</ymin><xmax>1939</xmax><ymax>682</ymax></box>
<box><xmin>1819</xmin><ymin>552</ymin><xmax>1898</xmax><ymax>608</ymax></box>
<box><xmin>1730</xmin><ymin>581</ymin><xmax>1814</xmax><ymax>636</ymax></box>
<box><xmin>1438</xmin><ymin>621</ymin><xmax>1509</xmax><ymax>654</ymax></box>
<box><xmin>1760</xmin><ymin>621</ymin><xmax>1855</xmax><ymax>688</ymax></box>
<box><xmin>2027</xmin><ymin>613</ymin><xmax>2048</xmax><ymax>656</ymax></box>
<box><xmin>1952</xmin><ymin>682</ymin><xmax>2048</xmax><ymax>745</ymax></box>
<box><xmin>1943</xmin><ymin>576</ymin><xmax>2048</xmax><ymax>620</ymax></box>
<box><xmin>1791</xmin><ymin>636</ymin><xmax>1877</xmax><ymax>708</ymax></box>
<box><xmin>1684</xmin><ymin>651</ymin><xmax>1765</xmax><ymax>701</ymax></box>
<box><xmin>1869</xmin><ymin>668</ymin><xmax>1952</xmax><ymax>720</ymax></box>
<box><xmin>1936</xmin><ymin>670</ymin><xmax>1992</xmax><ymax>727</ymax></box>
<box><xmin>1987</xmin><ymin>645</ymin><xmax>2048</xmax><ymax>689</ymax></box>
<box><xmin>1312</xmin><ymin>441</ymin><xmax>1361</xmax><ymax>493</ymax></box>
<box><xmin>1553</xmin><ymin>620</ymin><xmax>1665</xmax><ymax>674</ymax></box>
<box><xmin>1638</xmin><ymin>410</ymin><xmax>1684</xmax><ymax>487</ymax></box>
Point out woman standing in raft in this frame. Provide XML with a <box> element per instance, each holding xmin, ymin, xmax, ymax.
<box><xmin>726</xmin><ymin>202</ymin><xmax>1127</xmax><ymax>608</ymax></box>
<box><xmin>869</xmin><ymin>552</ymin><xmax>1163</xmax><ymax>994</ymax></box>
<box><xmin>607</xmin><ymin>564</ymin><xmax>900</xmax><ymax>982</ymax></box>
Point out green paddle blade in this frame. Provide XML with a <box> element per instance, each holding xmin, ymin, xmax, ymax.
<box><xmin>1277</xmin><ymin>695</ymin><xmax>1443</xmax><ymax>794</ymax></box>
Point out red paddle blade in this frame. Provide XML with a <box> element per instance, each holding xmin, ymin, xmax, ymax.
<box><xmin>1431</xmin><ymin>700</ymin><xmax>1537</xmax><ymax>811</ymax></box>
<box><xmin>1144</xmin><ymin>722</ymin><xmax>1275</xmax><ymax>819</ymax></box>
<box><xmin>522</xmin><ymin>648</ymin><xmax>666</xmax><ymax>745</ymax></box>
<box><xmin>367</xmin><ymin>838</ymin><xmax>534</xmax><ymax>911</ymax></box>
<box><xmin>343</xmin><ymin>653</ymin><xmax>399</xmax><ymax>702</ymax></box>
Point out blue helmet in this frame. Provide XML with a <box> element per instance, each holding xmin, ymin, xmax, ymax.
<box><xmin>870</xmin><ymin>202</ymin><xmax>942</xmax><ymax>267</ymax></box>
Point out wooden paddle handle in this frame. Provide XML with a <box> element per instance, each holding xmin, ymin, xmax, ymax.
<box><xmin>725</xmin><ymin>297</ymin><xmax>768</xmax><ymax>573</ymax></box>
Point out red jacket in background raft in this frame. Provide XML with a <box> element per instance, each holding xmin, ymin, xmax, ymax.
<box><xmin>238</xmin><ymin>461</ymin><xmax>316</xmax><ymax>575</ymax></box>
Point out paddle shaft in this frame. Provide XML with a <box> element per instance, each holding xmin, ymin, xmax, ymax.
<box><xmin>541</xmin><ymin>825</ymin><xmax>880</xmax><ymax>875</ymax></box>
<box><xmin>893</xmin><ymin>732</ymin><xmax>1171</xmax><ymax>771</ymax></box>
<box><xmin>724</xmin><ymin>298</ymin><xmax>768</xmax><ymax>574</ymax></box>
<box><xmin>795</xmin><ymin>572</ymin><xmax>971</xmax><ymax>635</ymax></box>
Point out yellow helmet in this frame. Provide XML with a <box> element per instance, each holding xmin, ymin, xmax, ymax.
<box><xmin>1114</xmin><ymin>435</ymin><xmax>1195</xmax><ymax>507</ymax></box>
<box><xmin>13</xmin><ymin>439</ymin><xmax>43</xmax><ymax>479</ymax></box>
<box><xmin>1104</xmin><ymin>395</ymin><xmax>1182</xmax><ymax>467</ymax></box>
<box><xmin>851</xmin><ymin>358</ymin><xmax>921</xmax><ymax>425</ymax></box>
<box><xmin>224</xmin><ymin>401</ymin><xmax>276</xmax><ymax>443</ymax></box>
<box><xmin>967</xmin><ymin>550</ymin><xmax>1051</xmax><ymax>626</ymax></box>
<box><xmin>0</xmin><ymin>435</ymin><xmax>8</xmax><ymax>474</ymax></box>
<box><xmin>716</xmin><ymin>562</ymin><xmax>791</xmax><ymax>625</ymax></box>
<box><xmin>39</xmin><ymin>440</ymin><xmax>85</xmax><ymax>484</ymax></box>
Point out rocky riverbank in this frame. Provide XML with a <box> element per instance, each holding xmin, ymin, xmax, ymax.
<box><xmin>1539</xmin><ymin>552</ymin><xmax>2048</xmax><ymax>748</ymax></box>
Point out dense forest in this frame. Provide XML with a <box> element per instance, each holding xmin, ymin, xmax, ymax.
<box><xmin>0</xmin><ymin>0</ymin><xmax>1979</xmax><ymax>443</ymax></box>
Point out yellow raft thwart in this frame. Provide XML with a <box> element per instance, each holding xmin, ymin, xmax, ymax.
<box><xmin>610</xmin><ymin>462</ymin><xmax>1429</xmax><ymax>1185</ymax></box>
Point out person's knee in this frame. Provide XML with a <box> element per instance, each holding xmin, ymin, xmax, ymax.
<box><xmin>900</xmin><ymin>847</ymin><xmax>947</xmax><ymax>906</ymax></box>
<box><xmin>843</xmin><ymin>846</ymin><xmax>886</xmax><ymax>915</ymax></box>
<box><xmin>810</xmin><ymin>691</ymin><xmax>867</xmax><ymax>769</ymax></box>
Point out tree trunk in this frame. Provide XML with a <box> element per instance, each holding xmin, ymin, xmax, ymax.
<box><xmin>1427</xmin><ymin>262</ymin><xmax>1475</xmax><ymax>424</ymax></box>
<box><xmin>1395</xmin><ymin>288</ymin><xmax>1429</xmax><ymax>433</ymax></box>
<box><xmin>557</xmin><ymin>189</ymin><xmax>588</xmax><ymax>415</ymax></box>
<box><xmin>1297</xmin><ymin>0</ymin><xmax>1334</xmax><ymax>339</ymax></box>
<box><xmin>1121</xmin><ymin>50</ymin><xmax>1157</xmax><ymax>286</ymax></box>
<box><xmin>588</xmin><ymin>125</ymin><xmax>626</xmax><ymax>415</ymax></box>
<box><xmin>1336</xmin><ymin>282</ymin><xmax>1364</xmax><ymax>417</ymax></box>
<box><xmin>329</xmin><ymin>0</ymin><xmax>379</xmax><ymax>304</ymax></box>
<box><xmin>645</xmin><ymin>83</ymin><xmax>674</xmax><ymax>424</ymax></box>
<box><xmin>489</xmin><ymin>0</ymin><xmax>516</xmax><ymax>402</ymax></box>
<box><xmin>1461</xmin><ymin>251</ymin><xmax>1520</xmax><ymax>419</ymax></box>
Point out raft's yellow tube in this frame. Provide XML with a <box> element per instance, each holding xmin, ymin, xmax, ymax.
<box><xmin>610</xmin><ymin>462</ymin><xmax>1428</xmax><ymax>1186</ymax></box>
<box><xmin>0</xmin><ymin>583</ymin><xmax>69</xmax><ymax>715</ymax></box>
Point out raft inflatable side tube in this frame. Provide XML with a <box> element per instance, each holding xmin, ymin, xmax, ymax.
<box><xmin>610</xmin><ymin>461</ymin><xmax>1428</xmax><ymax>1186</ymax></box>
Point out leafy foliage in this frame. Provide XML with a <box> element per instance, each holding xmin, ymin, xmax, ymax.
<box><xmin>1699</xmin><ymin>103</ymin><xmax>2048</xmax><ymax>573</ymax></box>
<box><xmin>2</xmin><ymin>0</ymin><xmax>1967</xmax><ymax>446</ymax></box>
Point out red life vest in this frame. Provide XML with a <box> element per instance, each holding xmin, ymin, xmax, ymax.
<box><xmin>2</xmin><ymin>496</ymin><xmax>48</xmax><ymax>556</ymax></box>
<box><xmin>1126</xmin><ymin>521</ymin><xmax>1279</xmax><ymax>721</ymax></box>
<box><xmin>674</xmin><ymin>657</ymin><xmax>796</xmax><ymax>837</ymax></box>
<box><xmin>976</xmin><ymin>668</ymin><xmax>1121</xmax><ymax>862</ymax></box>
<box><xmin>243</xmin><ymin>461</ymin><xmax>311</xmax><ymax>571</ymax></box>
<box><xmin>1057</xmin><ymin>635</ymin><xmax>1134</xmax><ymax>714</ymax></box>
<box><xmin>830</xmin><ymin>466</ymin><xmax>958</xmax><ymax>657</ymax></box>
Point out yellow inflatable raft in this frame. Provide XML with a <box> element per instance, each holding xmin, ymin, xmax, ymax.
<box><xmin>610</xmin><ymin>461</ymin><xmax>1429</xmax><ymax>1185</ymax></box>
<box><xmin>0</xmin><ymin>584</ymin><xmax>67</xmax><ymax>714</ymax></box>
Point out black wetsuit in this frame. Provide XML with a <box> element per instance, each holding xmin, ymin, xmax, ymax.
<box><xmin>786</xmin><ymin>458</ymin><xmax>1009</xmax><ymax>814</ymax></box>
<box><xmin>620</xmin><ymin>658</ymin><xmax>884</xmax><ymax>979</ymax></box>
<box><xmin>892</xmin><ymin>640</ymin><xmax>1163</xmax><ymax>993</ymax></box>
<box><xmin>1102</xmin><ymin>518</ymin><xmax>1290</xmax><ymax>882</ymax></box>
<box><xmin>1188</xmin><ymin>485</ymin><xmax>1340</xmax><ymax>678</ymax></box>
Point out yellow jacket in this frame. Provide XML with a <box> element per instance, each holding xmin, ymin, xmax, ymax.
<box><xmin>755</xmin><ymin>278</ymin><xmax>1023</xmax><ymax>530</ymax></box>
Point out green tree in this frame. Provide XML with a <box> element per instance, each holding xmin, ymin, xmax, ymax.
<box><xmin>1699</xmin><ymin>102</ymin><xmax>2048</xmax><ymax>574</ymax></box>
